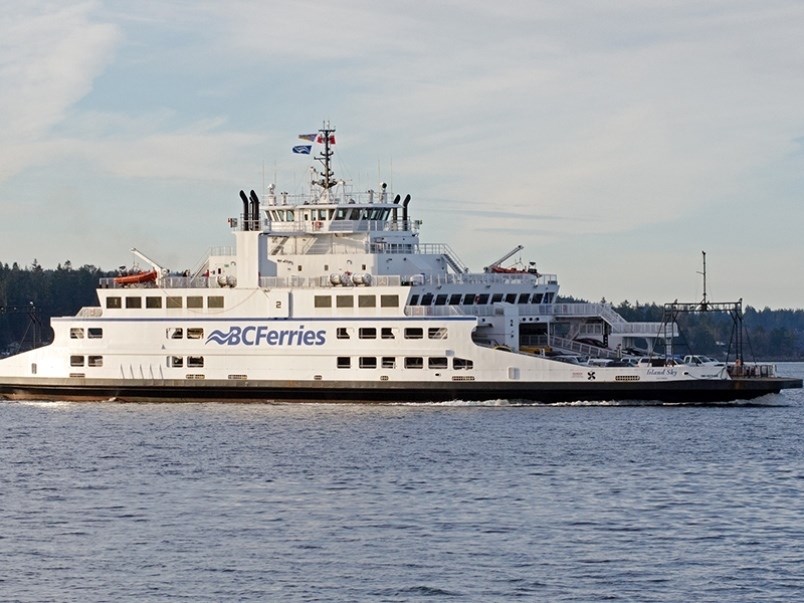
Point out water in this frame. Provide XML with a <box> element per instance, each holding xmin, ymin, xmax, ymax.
<box><xmin>2</xmin><ymin>364</ymin><xmax>803</xmax><ymax>602</ymax></box>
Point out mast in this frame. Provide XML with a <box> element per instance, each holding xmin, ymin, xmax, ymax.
<box><xmin>699</xmin><ymin>250</ymin><xmax>708</xmax><ymax>310</ymax></box>
<box><xmin>314</xmin><ymin>122</ymin><xmax>336</xmax><ymax>190</ymax></box>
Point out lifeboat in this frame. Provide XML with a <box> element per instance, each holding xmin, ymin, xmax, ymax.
<box><xmin>490</xmin><ymin>266</ymin><xmax>523</xmax><ymax>274</ymax></box>
<box><xmin>114</xmin><ymin>270</ymin><xmax>158</xmax><ymax>286</ymax></box>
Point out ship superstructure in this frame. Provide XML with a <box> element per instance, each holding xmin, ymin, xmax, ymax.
<box><xmin>0</xmin><ymin>124</ymin><xmax>800</xmax><ymax>402</ymax></box>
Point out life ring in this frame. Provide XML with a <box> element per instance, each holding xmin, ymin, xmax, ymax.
<box><xmin>314</xmin><ymin>221</ymin><xmax>323</xmax><ymax>230</ymax></box>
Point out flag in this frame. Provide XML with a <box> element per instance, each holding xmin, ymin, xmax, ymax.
<box><xmin>298</xmin><ymin>133</ymin><xmax>317</xmax><ymax>142</ymax></box>
<box><xmin>292</xmin><ymin>145</ymin><xmax>312</xmax><ymax>154</ymax></box>
<box><xmin>316</xmin><ymin>133</ymin><xmax>336</xmax><ymax>145</ymax></box>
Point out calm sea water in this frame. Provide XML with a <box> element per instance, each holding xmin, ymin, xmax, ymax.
<box><xmin>2</xmin><ymin>364</ymin><xmax>803</xmax><ymax>602</ymax></box>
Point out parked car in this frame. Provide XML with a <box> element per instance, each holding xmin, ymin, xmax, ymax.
<box><xmin>682</xmin><ymin>355</ymin><xmax>725</xmax><ymax>367</ymax></box>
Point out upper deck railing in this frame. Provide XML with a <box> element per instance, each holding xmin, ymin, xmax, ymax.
<box><xmin>98</xmin><ymin>270</ymin><xmax>557</xmax><ymax>290</ymax></box>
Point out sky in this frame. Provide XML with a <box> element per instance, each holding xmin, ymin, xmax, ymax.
<box><xmin>1</xmin><ymin>1</ymin><xmax>803</xmax><ymax>309</ymax></box>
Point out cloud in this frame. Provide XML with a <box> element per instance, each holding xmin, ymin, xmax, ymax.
<box><xmin>0</xmin><ymin>2</ymin><xmax>120</xmax><ymax>180</ymax></box>
<box><xmin>1</xmin><ymin>1</ymin><xmax>803</xmax><ymax>307</ymax></box>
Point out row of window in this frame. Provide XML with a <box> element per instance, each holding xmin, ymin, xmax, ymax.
<box><xmin>335</xmin><ymin>326</ymin><xmax>447</xmax><ymax>340</ymax></box>
<box><xmin>70</xmin><ymin>327</ymin><xmax>103</xmax><ymax>339</ymax></box>
<box><xmin>106</xmin><ymin>295</ymin><xmax>225</xmax><ymax>310</ymax></box>
<box><xmin>169</xmin><ymin>356</ymin><xmax>205</xmax><ymax>368</ymax></box>
<box><xmin>167</xmin><ymin>327</ymin><xmax>205</xmax><ymax>340</ymax></box>
<box><xmin>337</xmin><ymin>356</ymin><xmax>474</xmax><ymax>370</ymax></box>
<box><xmin>409</xmin><ymin>291</ymin><xmax>555</xmax><ymax>307</ymax></box>
<box><xmin>268</xmin><ymin>207</ymin><xmax>392</xmax><ymax>223</ymax></box>
<box><xmin>68</xmin><ymin>353</ymin><xmax>473</xmax><ymax>372</ymax></box>
<box><xmin>314</xmin><ymin>294</ymin><xmax>399</xmax><ymax>309</ymax></box>
<box><xmin>69</xmin><ymin>325</ymin><xmax>447</xmax><ymax>342</ymax></box>
<box><xmin>70</xmin><ymin>355</ymin><xmax>103</xmax><ymax>367</ymax></box>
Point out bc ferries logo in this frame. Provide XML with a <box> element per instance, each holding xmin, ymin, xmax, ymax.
<box><xmin>206</xmin><ymin>325</ymin><xmax>326</xmax><ymax>347</ymax></box>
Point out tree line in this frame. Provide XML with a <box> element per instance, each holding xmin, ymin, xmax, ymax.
<box><xmin>0</xmin><ymin>261</ymin><xmax>115</xmax><ymax>353</ymax></box>
<box><xmin>1</xmin><ymin>262</ymin><xmax>802</xmax><ymax>360</ymax></box>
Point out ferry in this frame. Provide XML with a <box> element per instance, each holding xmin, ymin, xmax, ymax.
<box><xmin>0</xmin><ymin>125</ymin><xmax>800</xmax><ymax>403</ymax></box>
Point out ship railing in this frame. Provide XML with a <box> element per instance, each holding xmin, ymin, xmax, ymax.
<box><xmin>259</xmin><ymin>275</ymin><xmax>404</xmax><ymax>289</ymax></box>
<box><xmin>552</xmin><ymin>303</ymin><xmax>614</xmax><ymax>319</ymax></box>
<box><xmin>404</xmin><ymin>305</ymin><xmax>465</xmax><ymax>317</ymax></box>
<box><xmin>610</xmin><ymin>322</ymin><xmax>679</xmax><ymax>336</ymax></box>
<box><xmin>260</xmin><ymin>187</ymin><xmax>396</xmax><ymax>206</ymax></box>
<box><xmin>727</xmin><ymin>363</ymin><xmax>777</xmax><ymax>378</ymax></box>
<box><xmin>263</xmin><ymin>219</ymin><xmax>420</xmax><ymax>236</ymax></box>
<box><xmin>405</xmin><ymin>271</ymin><xmax>556</xmax><ymax>287</ymax></box>
<box><xmin>546</xmin><ymin>336</ymin><xmax>623</xmax><ymax>359</ymax></box>
<box><xmin>403</xmin><ymin>304</ymin><xmax>558</xmax><ymax>318</ymax></box>
<box><xmin>98</xmin><ymin>276</ymin><xmax>211</xmax><ymax>289</ymax></box>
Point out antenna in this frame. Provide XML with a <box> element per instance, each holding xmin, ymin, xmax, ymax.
<box><xmin>314</xmin><ymin>121</ymin><xmax>336</xmax><ymax>190</ymax></box>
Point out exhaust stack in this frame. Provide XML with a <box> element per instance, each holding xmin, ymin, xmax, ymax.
<box><xmin>249</xmin><ymin>190</ymin><xmax>261</xmax><ymax>230</ymax></box>
<box><xmin>239</xmin><ymin>190</ymin><xmax>250</xmax><ymax>230</ymax></box>
<box><xmin>402</xmin><ymin>194</ymin><xmax>411</xmax><ymax>223</ymax></box>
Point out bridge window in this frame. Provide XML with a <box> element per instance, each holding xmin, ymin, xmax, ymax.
<box><xmin>146</xmin><ymin>296</ymin><xmax>162</xmax><ymax>309</ymax></box>
<box><xmin>409</xmin><ymin>294</ymin><xmax>420</xmax><ymax>305</ymax></box>
<box><xmin>434</xmin><ymin>294</ymin><xmax>448</xmax><ymax>306</ymax></box>
<box><xmin>491</xmin><ymin>293</ymin><xmax>503</xmax><ymax>303</ymax></box>
<box><xmin>518</xmin><ymin>293</ymin><xmax>530</xmax><ymax>304</ymax></box>
<box><xmin>167</xmin><ymin>296</ymin><xmax>183</xmax><ymax>308</ymax></box>
<box><xmin>506</xmin><ymin>293</ymin><xmax>517</xmax><ymax>303</ymax></box>
<box><xmin>449</xmin><ymin>294</ymin><xmax>462</xmax><ymax>305</ymax></box>
<box><xmin>531</xmin><ymin>293</ymin><xmax>543</xmax><ymax>304</ymax></box>
<box><xmin>477</xmin><ymin>294</ymin><xmax>490</xmax><ymax>304</ymax></box>
<box><xmin>106</xmin><ymin>296</ymin><xmax>121</xmax><ymax>309</ymax></box>
<box><xmin>207</xmin><ymin>296</ymin><xmax>224</xmax><ymax>309</ymax></box>
<box><xmin>187</xmin><ymin>296</ymin><xmax>203</xmax><ymax>309</ymax></box>
<box><xmin>420</xmin><ymin>293</ymin><xmax>434</xmax><ymax>305</ymax></box>
<box><xmin>125</xmin><ymin>297</ymin><xmax>142</xmax><ymax>309</ymax></box>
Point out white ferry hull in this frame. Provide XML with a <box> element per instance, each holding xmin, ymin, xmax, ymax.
<box><xmin>2</xmin><ymin>124</ymin><xmax>800</xmax><ymax>404</ymax></box>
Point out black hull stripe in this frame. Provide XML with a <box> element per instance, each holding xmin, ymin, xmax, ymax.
<box><xmin>0</xmin><ymin>377</ymin><xmax>800</xmax><ymax>404</ymax></box>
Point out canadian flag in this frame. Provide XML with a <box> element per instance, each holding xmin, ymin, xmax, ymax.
<box><xmin>315</xmin><ymin>133</ymin><xmax>336</xmax><ymax>144</ymax></box>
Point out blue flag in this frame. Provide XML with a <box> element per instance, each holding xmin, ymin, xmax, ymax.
<box><xmin>292</xmin><ymin>145</ymin><xmax>312</xmax><ymax>154</ymax></box>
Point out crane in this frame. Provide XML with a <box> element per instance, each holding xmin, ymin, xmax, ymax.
<box><xmin>130</xmin><ymin>248</ymin><xmax>168</xmax><ymax>276</ymax></box>
<box><xmin>485</xmin><ymin>245</ymin><xmax>524</xmax><ymax>273</ymax></box>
